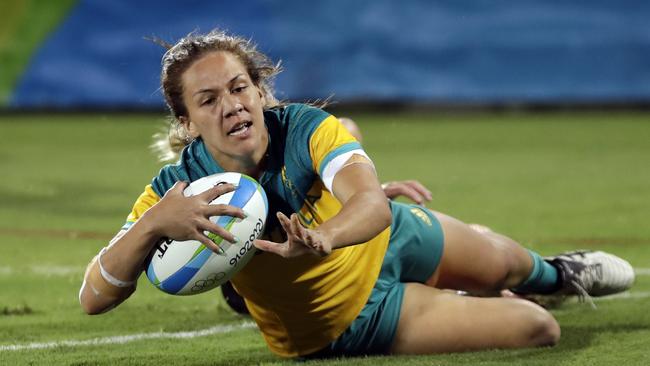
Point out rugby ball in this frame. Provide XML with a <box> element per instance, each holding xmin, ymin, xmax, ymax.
<box><xmin>145</xmin><ymin>172</ymin><xmax>268</xmax><ymax>295</ymax></box>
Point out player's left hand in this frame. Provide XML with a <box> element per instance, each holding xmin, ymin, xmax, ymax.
<box><xmin>254</xmin><ymin>212</ymin><xmax>332</xmax><ymax>258</ymax></box>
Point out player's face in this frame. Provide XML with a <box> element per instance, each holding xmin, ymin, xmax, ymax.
<box><xmin>181</xmin><ymin>51</ymin><xmax>268</xmax><ymax>171</ymax></box>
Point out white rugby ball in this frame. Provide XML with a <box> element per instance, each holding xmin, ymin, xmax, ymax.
<box><xmin>145</xmin><ymin>172</ymin><xmax>268</xmax><ymax>295</ymax></box>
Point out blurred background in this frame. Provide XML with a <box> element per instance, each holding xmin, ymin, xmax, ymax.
<box><xmin>2</xmin><ymin>0</ymin><xmax>650</xmax><ymax>110</ymax></box>
<box><xmin>2</xmin><ymin>2</ymin><xmax>650</xmax><ymax>364</ymax></box>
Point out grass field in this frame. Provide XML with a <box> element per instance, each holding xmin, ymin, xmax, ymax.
<box><xmin>0</xmin><ymin>110</ymin><xmax>649</xmax><ymax>365</ymax></box>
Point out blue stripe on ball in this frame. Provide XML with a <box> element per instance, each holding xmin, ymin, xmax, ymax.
<box><xmin>146</xmin><ymin>263</ymin><xmax>160</xmax><ymax>285</ymax></box>
<box><xmin>214</xmin><ymin>174</ymin><xmax>255</xmax><ymax>227</ymax></box>
<box><xmin>158</xmin><ymin>248</ymin><xmax>213</xmax><ymax>294</ymax></box>
<box><xmin>154</xmin><ymin>175</ymin><xmax>260</xmax><ymax>295</ymax></box>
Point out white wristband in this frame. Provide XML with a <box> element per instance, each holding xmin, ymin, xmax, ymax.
<box><xmin>98</xmin><ymin>247</ymin><xmax>137</xmax><ymax>288</ymax></box>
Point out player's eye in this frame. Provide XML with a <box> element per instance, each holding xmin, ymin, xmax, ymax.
<box><xmin>201</xmin><ymin>97</ymin><xmax>215</xmax><ymax>106</ymax></box>
<box><xmin>232</xmin><ymin>85</ymin><xmax>247</xmax><ymax>94</ymax></box>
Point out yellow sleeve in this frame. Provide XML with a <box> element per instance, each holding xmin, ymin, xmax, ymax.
<box><xmin>122</xmin><ymin>184</ymin><xmax>161</xmax><ymax>229</ymax></box>
<box><xmin>308</xmin><ymin>115</ymin><xmax>362</xmax><ymax>177</ymax></box>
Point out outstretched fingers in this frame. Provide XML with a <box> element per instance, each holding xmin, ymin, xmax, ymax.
<box><xmin>254</xmin><ymin>212</ymin><xmax>324</xmax><ymax>258</ymax></box>
<box><xmin>289</xmin><ymin>213</ymin><xmax>309</xmax><ymax>241</ymax></box>
<box><xmin>253</xmin><ymin>238</ymin><xmax>288</xmax><ymax>257</ymax></box>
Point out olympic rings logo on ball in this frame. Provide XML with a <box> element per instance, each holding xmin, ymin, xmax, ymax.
<box><xmin>191</xmin><ymin>272</ymin><xmax>227</xmax><ymax>292</ymax></box>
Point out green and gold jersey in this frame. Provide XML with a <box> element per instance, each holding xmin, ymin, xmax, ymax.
<box><xmin>124</xmin><ymin>104</ymin><xmax>390</xmax><ymax>357</ymax></box>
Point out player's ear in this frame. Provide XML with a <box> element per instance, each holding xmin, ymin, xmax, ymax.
<box><xmin>179</xmin><ymin>116</ymin><xmax>200</xmax><ymax>138</ymax></box>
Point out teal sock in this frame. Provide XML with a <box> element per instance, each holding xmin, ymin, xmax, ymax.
<box><xmin>512</xmin><ymin>250</ymin><xmax>560</xmax><ymax>294</ymax></box>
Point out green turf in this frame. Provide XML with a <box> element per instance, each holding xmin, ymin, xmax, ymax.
<box><xmin>0</xmin><ymin>0</ymin><xmax>77</xmax><ymax>105</ymax></box>
<box><xmin>0</xmin><ymin>111</ymin><xmax>649</xmax><ymax>365</ymax></box>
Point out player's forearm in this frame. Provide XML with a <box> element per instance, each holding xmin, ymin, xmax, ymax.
<box><xmin>317</xmin><ymin>190</ymin><xmax>391</xmax><ymax>249</ymax></box>
<box><xmin>79</xmin><ymin>259</ymin><xmax>136</xmax><ymax>314</ymax></box>
<box><xmin>101</xmin><ymin>216</ymin><xmax>162</xmax><ymax>280</ymax></box>
<box><xmin>79</xmin><ymin>214</ymin><xmax>162</xmax><ymax>314</ymax></box>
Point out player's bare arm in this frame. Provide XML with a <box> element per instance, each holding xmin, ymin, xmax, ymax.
<box><xmin>79</xmin><ymin>181</ymin><xmax>243</xmax><ymax>314</ymax></box>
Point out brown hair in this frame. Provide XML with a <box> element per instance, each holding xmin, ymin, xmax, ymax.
<box><xmin>151</xmin><ymin>29</ymin><xmax>282</xmax><ymax>161</ymax></box>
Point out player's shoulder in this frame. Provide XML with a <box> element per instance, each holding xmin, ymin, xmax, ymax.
<box><xmin>264</xmin><ymin>103</ymin><xmax>331</xmax><ymax>131</ymax></box>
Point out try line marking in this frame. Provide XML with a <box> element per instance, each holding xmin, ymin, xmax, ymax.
<box><xmin>2</xmin><ymin>292</ymin><xmax>650</xmax><ymax>352</ymax></box>
<box><xmin>0</xmin><ymin>321</ymin><xmax>256</xmax><ymax>352</ymax></box>
<box><xmin>634</xmin><ymin>267</ymin><xmax>650</xmax><ymax>275</ymax></box>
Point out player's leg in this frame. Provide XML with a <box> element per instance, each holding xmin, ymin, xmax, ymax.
<box><xmin>391</xmin><ymin>283</ymin><xmax>560</xmax><ymax>354</ymax></box>
<box><xmin>428</xmin><ymin>211</ymin><xmax>559</xmax><ymax>295</ymax></box>
<box><xmin>428</xmin><ymin>211</ymin><xmax>635</xmax><ymax>300</ymax></box>
<box><xmin>221</xmin><ymin>281</ymin><xmax>249</xmax><ymax>315</ymax></box>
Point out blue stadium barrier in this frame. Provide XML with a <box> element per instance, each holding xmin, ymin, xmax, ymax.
<box><xmin>10</xmin><ymin>0</ymin><xmax>650</xmax><ymax>108</ymax></box>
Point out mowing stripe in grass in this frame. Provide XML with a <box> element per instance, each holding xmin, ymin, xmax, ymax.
<box><xmin>0</xmin><ymin>321</ymin><xmax>257</xmax><ymax>352</ymax></box>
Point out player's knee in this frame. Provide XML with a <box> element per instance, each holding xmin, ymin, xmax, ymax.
<box><xmin>526</xmin><ymin>307</ymin><xmax>561</xmax><ymax>347</ymax></box>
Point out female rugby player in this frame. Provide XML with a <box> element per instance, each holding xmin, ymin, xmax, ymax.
<box><xmin>79</xmin><ymin>29</ymin><xmax>634</xmax><ymax>358</ymax></box>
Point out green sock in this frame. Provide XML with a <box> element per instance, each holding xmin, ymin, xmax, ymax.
<box><xmin>512</xmin><ymin>250</ymin><xmax>560</xmax><ymax>294</ymax></box>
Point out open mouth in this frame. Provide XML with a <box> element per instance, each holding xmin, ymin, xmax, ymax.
<box><xmin>227</xmin><ymin>121</ymin><xmax>253</xmax><ymax>136</ymax></box>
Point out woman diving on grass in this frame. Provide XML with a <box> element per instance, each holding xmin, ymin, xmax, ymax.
<box><xmin>79</xmin><ymin>29</ymin><xmax>634</xmax><ymax>358</ymax></box>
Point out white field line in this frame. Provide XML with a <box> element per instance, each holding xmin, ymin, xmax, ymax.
<box><xmin>1</xmin><ymin>281</ymin><xmax>648</xmax><ymax>352</ymax></box>
<box><xmin>0</xmin><ymin>321</ymin><xmax>257</xmax><ymax>352</ymax></box>
<box><xmin>595</xmin><ymin>291</ymin><xmax>650</xmax><ymax>302</ymax></box>
<box><xmin>30</xmin><ymin>265</ymin><xmax>84</xmax><ymax>276</ymax></box>
<box><xmin>634</xmin><ymin>267</ymin><xmax>650</xmax><ymax>276</ymax></box>
<box><xmin>0</xmin><ymin>265</ymin><xmax>84</xmax><ymax>277</ymax></box>
<box><xmin>2</xmin><ymin>294</ymin><xmax>648</xmax><ymax>353</ymax></box>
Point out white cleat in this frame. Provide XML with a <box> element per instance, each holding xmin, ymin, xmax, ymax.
<box><xmin>548</xmin><ymin>250</ymin><xmax>635</xmax><ymax>300</ymax></box>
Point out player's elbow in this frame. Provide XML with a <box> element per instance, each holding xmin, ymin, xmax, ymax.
<box><xmin>79</xmin><ymin>294</ymin><xmax>119</xmax><ymax>315</ymax></box>
<box><xmin>374</xmin><ymin>196</ymin><xmax>392</xmax><ymax>231</ymax></box>
<box><xmin>79</xmin><ymin>285</ymin><xmax>103</xmax><ymax>315</ymax></box>
<box><xmin>79</xmin><ymin>292</ymin><xmax>104</xmax><ymax>315</ymax></box>
<box><xmin>80</xmin><ymin>300</ymin><xmax>104</xmax><ymax>315</ymax></box>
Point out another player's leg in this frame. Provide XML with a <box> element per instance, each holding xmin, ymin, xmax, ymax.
<box><xmin>391</xmin><ymin>283</ymin><xmax>560</xmax><ymax>354</ymax></box>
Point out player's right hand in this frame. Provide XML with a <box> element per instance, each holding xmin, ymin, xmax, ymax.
<box><xmin>145</xmin><ymin>181</ymin><xmax>246</xmax><ymax>252</ymax></box>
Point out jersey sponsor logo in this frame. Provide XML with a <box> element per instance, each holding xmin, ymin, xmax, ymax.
<box><xmin>281</xmin><ymin>166</ymin><xmax>299</xmax><ymax>199</ymax></box>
